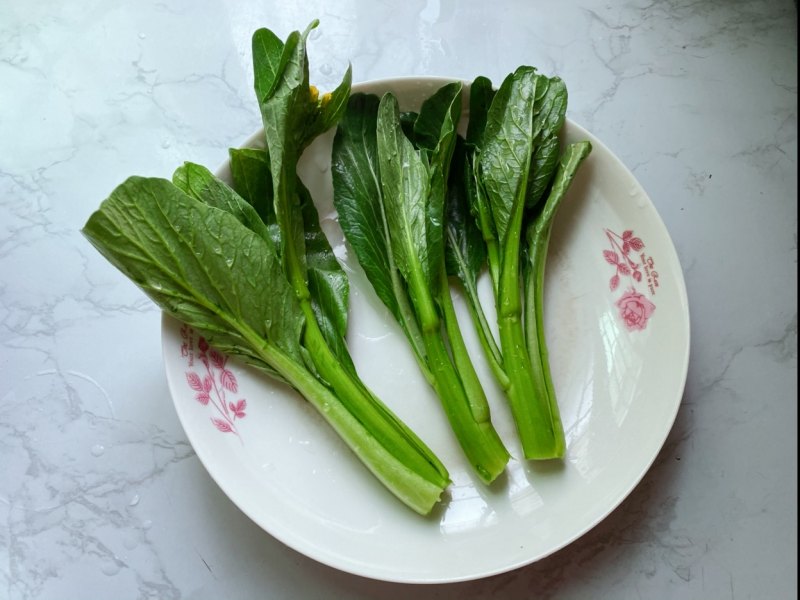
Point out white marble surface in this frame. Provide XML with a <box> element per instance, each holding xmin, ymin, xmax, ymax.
<box><xmin>1</xmin><ymin>0</ymin><xmax>796</xmax><ymax>598</ymax></box>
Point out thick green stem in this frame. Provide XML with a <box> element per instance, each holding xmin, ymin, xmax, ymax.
<box><xmin>439</xmin><ymin>263</ymin><xmax>504</xmax><ymax>419</ymax></box>
<box><xmin>422</xmin><ymin>329</ymin><xmax>509</xmax><ymax>483</ymax></box>
<box><xmin>496</xmin><ymin>194</ymin><xmax>564</xmax><ymax>460</ymax></box>
<box><xmin>519</xmin><ymin>140</ymin><xmax>592</xmax><ymax>461</ymax></box>
<box><xmin>524</xmin><ymin>227</ymin><xmax>564</xmax><ymax>455</ymax></box>
<box><xmin>302</xmin><ymin>301</ymin><xmax>450</xmax><ymax>483</ymax></box>
<box><xmin>251</xmin><ymin>328</ymin><xmax>448</xmax><ymax>514</ymax></box>
<box><xmin>275</xmin><ymin>171</ymin><xmax>450</xmax><ymax>488</ymax></box>
<box><xmin>497</xmin><ymin>306</ymin><xmax>563</xmax><ymax>459</ymax></box>
<box><xmin>407</xmin><ymin>263</ymin><xmax>509</xmax><ymax>484</ymax></box>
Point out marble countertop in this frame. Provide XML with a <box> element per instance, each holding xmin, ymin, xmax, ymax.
<box><xmin>1</xmin><ymin>1</ymin><xmax>796</xmax><ymax>598</ymax></box>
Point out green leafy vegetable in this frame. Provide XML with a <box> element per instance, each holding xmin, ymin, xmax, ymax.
<box><xmin>462</xmin><ymin>78</ymin><xmax>500</xmax><ymax>293</ymax></box>
<box><xmin>333</xmin><ymin>88</ymin><xmax>510</xmax><ymax>484</ymax></box>
<box><xmin>331</xmin><ymin>92</ymin><xmax>431</xmax><ymax>377</ymax></box>
<box><xmin>82</xmin><ymin>23</ymin><xmax>451</xmax><ymax>515</ymax></box>
<box><xmin>82</xmin><ymin>17</ymin><xmax>594</xmax><ymax>515</ymax></box>
<box><xmin>523</xmin><ymin>141</ymin><xmax>592</xmax><ymax>448</ymax></box>
<box><xmin>461</xmin><ymin>68</ymin><xmax>591</xmax><ymax>460</ymax></box>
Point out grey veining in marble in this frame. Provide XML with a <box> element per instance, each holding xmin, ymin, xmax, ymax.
<box><xmin>1</xmin><ymin>0</ymin><xmax>796</xmax><ymax>598</ymax></box>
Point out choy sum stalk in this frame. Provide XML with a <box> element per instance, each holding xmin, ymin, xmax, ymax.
<box><xmin>82</xmin><ymin>22</ymin><xmax>451</xmax><ymax>515</ymax></box>
<box><xmin>523</xmin><ymin>140</ymin><xmax>592</xmax><ymax>453</ymax></box>
<box><xmin>469</xmin><ymin>67</ymin><xmax>591</xmax><ymax>460</ymax></box>
<box><xmin>332</xmin><ymin>86</ymin><xmax>510</xmax><ymax>484</ymax></box>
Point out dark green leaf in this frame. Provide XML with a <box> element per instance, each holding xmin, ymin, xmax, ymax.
<box><xmin>460</xmin><ymin>77</ymin><xmax>498</xmax><ymax>276</ymax></box>
<box><xmin>412</xmin><ymin>81</ymin><xmax>463</xmax><ymax>159</ymax></box>
<box><xmin>331</xmin><ymin>93</ymin><xmax>429</xmax><ymax>370</ymax></box>
<box><xmin>172</xmin><ymin>162</ymin><xmax>273</xmax><ymax>247</ymax></box>
<box><xmin>399</xmin><ymin>110</ymin><xmax>419</xmax><ymax>141</ymax></box>
<box><xmin>316</xmin><ymin>65</ymin><xmax>353</xmax><ymax>134</ymax></box>
<box><xmin>444</xmin><ymin>137</ymin><xmax>486</xmax><ymax>282</ymax></box>
<box><xmin>525</xmin><ymin>133</ymin><xmax>561</xmax><ymax>209</ymax></box>
<box><xmin>465</xmin><ymin>76</ymin><xmax>495</xmax><ymax>147</ymax></box>
<box><xmin>479</xmin><ymin>66</ymin><xmax>539</xmax><ymax>244</ymax></box>
<box><xmin>376</xmin><ymin>92</ymin><xmax>434</xmax><ymax>289</ymax></box>
<box><xmin>532</xmin><ymin>76</ymin><xmax>567</xmax><ymax>146</ymax></box>
<box><xmin>82</xmin><ymin>177</ymin><xmax>305</xmax><ymax>373</ymax></box>
<box><xmin>331</xmin><ymin>94</ymin><xmax>398</xmax><ymax>317</ymax></box>
<box><xmin>523</xmin><ymin>75</ymin><xmax>568</xmax><ymax>209</ymax></box>
<box><xmin>412</xmin><ymin>81</ymin><xmax>463</xmax><ymax>289</ymax></box>
<box><xmin>252</xmin><ymin>27</ymin><xmax>288</xmax><ymax>105</ymax></box>
<box><xmin>228</xmin><ymin>147</ymin><xmax>277</xmax><ymax>230</ymax></box>
<box><xmin>297</xmin><ymin>179</ymin><xmax>353</xmax><ymax>372</ymax></box>
<box><xmin>529</xmin><ymin>140</ymin><xmax>592</xmax><ymax>240</ymax></box>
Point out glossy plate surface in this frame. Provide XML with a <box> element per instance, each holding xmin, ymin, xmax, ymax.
<box><xmin>162</xmin><ymin>77</ymin><xmax>690</xmax><ymax>583</ymax></box>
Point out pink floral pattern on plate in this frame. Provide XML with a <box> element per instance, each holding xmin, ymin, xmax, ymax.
<box><xmin>603</xmin><ymin>228</ymin><xmax>658</xmax><ymax>331</ymax></box>
<box><xmin>180</xmin><ymin>324</ymin><xmax>247</xmax><ymax>440</ymax></box>
<box><xmin>615</xmin><ymin>289</ymin><xmax>656</xmax><ymax>331</ymax></box>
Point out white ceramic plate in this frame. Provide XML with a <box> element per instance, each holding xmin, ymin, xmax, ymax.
<box><xmin>162</xmin><ymin>77</ymin><xmax>690</xmax><ymax>583</ymax></box>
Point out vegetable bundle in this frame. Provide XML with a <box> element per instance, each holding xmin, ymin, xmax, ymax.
<box><xmin>331</xmin><ymin>86</ymin><xmax>510</xmax><ymax>484</ymax></box>
<box><xmin>83</xmin><ymin>22</ymin><xmax>449</xmax><ymax>515</ymax></box>
<box><xmin>457</xmin><ymin>71</ymin><xmax>592</xmax><ymax>459</ymax></box>
<box><xmin>332</xmin><ymin>69</ymin><xmax>591</xmax><ymax>464</ymax></box>
<box><xmin>82</xmin><ymin>20</ymin><xmax>591</xmax><ymax>516</ymax></box>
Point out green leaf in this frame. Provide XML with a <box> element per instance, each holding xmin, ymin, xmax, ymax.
<box><xmin>528</xmin><ymin>141</ymin><xmax>592</xmax><ymax>240</ymax></box>
<box><xmin>412</xmin><ymin>81</ymin><xmax>463</xmax><ymax>159</ymax></box>
<box><xmin>465</xmin><ymin>76</ymin><xmax>495</xmax><ymax>147</ymax></box>
<box><xmin>444</xmin><ymin>137</ymin><xmax>486</xmax><ymax>282</ymax></box>
<box><xmin>315</xmin><ymin>65</ymin><xmax>353</xmax><ymax>135</ymax></box>
<box><xmin>525</xmin><ymin>133</ymin><xmax>561</xmax><ymax>210</ymax></box>
<box><xmin>480</xmin><ymin>66</ymin><xmax>539</xmax><ymax>245</ymax></box>
<box><xmin>83</xmin><ymin>175</ymin><xmax>450</xmax><ymax>515</ymax></box>
<box><xmin>413</xmin><ymin>82</ymin><xmax>463</xmax><ymax>284</ymax></box>
<box><xmin>252</xmin><ymin>27</ymin><xmax>289</xmax><ymax>105</ymax></box>
<box><xmin>460</xmin><ymin>77</ymin><xmax>500</xmax><ymax>289</ymax></box>
<box><xmin>376</xmin><ymin>93</ymin><xmax>434</xmax><ymax>293</ymax></box>
<box><xmin>228</xmin><ymin>147</ymin><xmax>278</xmax><ymax>232</ymax></box>
<box><xmin>172</xmin><ymin>162</ymin><xmax>274</xmax><ymax>247</ymax></box>
<box><xmin>331</xmin><ymin>93</ymin><xmax>429</xmax><ymax>375</ymax></box>
<box><xmin>82</xmin><ymin>177</ymin><xmax>304</xmax><ymax>371</ymax></box>
<box><xmin>297</xmin><ymin>179</ymin><xmax>353</xmax><ymax>372</ymax></box>
<box><xmin>253</xmin><ymin>28</ymin><xmax>309</xmax><ymax>286</ymax></box>
<box><xmin>531</xmin><ymin>76</ymin><xmax>567</xmax><ymax>146</ymax></box>
<box><xmin>331</xmin><ymin>94</ymin><xmax>397</xmax><ymax>317</ymax></box>
<box><xmin>399</xmin><ymin>110</ymin><xmax>419</xmax><ymax>140</ymax></box>
<box><xmin>524</xmin><ymin>75</ymin><xmax>567</xmax><ymax>209</ymax></box>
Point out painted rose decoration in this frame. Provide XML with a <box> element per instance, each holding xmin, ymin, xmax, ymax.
<box><xmin>616</xmin><ymin>288</ymin><xmax>656</xmax><ymax>331</ymax></box>
<box><xmin>603</xmin><ymin>228</ymin><xmax>657</xmax><ymax>331</ymax></box>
